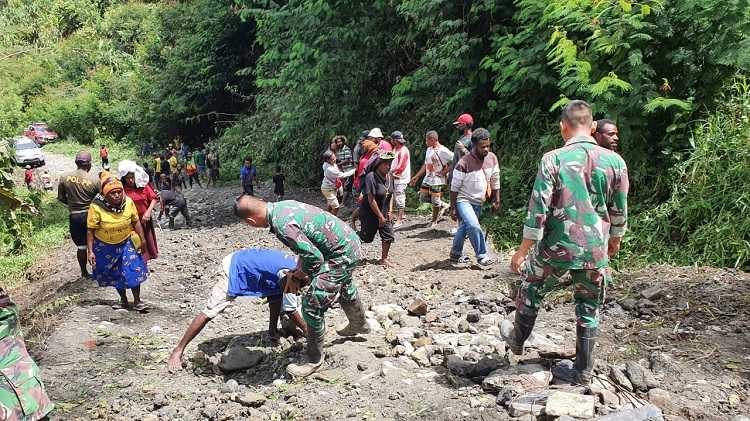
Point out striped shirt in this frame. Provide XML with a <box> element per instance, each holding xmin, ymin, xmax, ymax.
<box><xmin>450</xmin><ymin>151</ymin><xmax>500</xmax><ymax>205</ymax></box>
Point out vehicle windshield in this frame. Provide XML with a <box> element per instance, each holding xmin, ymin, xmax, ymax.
<box><xmin>15</xmin><ymin>142</ymin><xmax>38</xmax><ymax>150</ymax></box>
<box><xmin>32</xmin><ymin>126</ymin><xmax>48</xmax><ymax>132</ymax></box>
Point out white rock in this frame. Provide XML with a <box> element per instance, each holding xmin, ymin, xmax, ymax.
<box><xmin>432</xmin><ymin>333</ymin><xmax>461</xmax><ymax>347</ymax></box>
<box><xmin>372</xmin><ymin>304</ymin><xmax>406</xmax><ymax>320</ymax></box>
<box><xmin>380</xmin><ymin>360</ymin><xmax>408</xmax><ymax>379</ymax></box>
<box><xmin>150</xmin><ymin>325</ymin><xmax>163</xmax><ymax>334</ymax></box>
<box><xmin>411</xmin><ymin>347</ymin><xmax>431</xmax><ymax>366</ymax></box>
<box><xmin>453</xmin><ymin>289</ymin><xmax>464</xmax><ymax>296</ymax></box>
<box><xmin>545</xmin><ymin>391</ymin><xmax>596</xmax><ymax>418</ymax></box>
<box><xmin>366</xmin><ymin>318</ymin><xmax>383</xmax><ymax>332</ymax></box>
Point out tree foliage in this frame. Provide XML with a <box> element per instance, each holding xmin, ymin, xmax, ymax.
<box><xmin>1</xmin><ymin>0</ymin><xmax>749</xmax><ymax>266</ymax></box>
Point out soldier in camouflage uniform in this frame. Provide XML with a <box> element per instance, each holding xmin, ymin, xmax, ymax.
<box><xmin>0</xmin><ymin>288</ymin><xmax>54</xmax><ymax>421</ymax></box>
<box><xmin>233</xmin><ymin>196</ymin><xmax>370</xmax><ymax>378</ymax></box>
<box><xmin>503</xmin><ymin>100</ymin><xmax>629</xmax><ymax>385</ymax></box>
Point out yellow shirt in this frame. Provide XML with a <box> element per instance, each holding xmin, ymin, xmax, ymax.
<box><xmin>168</xmin><ymin>156</ymin><xmax>178</xmax><ymax>174</ymax></box>
<box><xmin>154</xmin><ymin>158</ymin><xmax>161</xmax><ymax>173</ymax></box>
<box><xmin>87</xmin><ymin>197</ymin><xmax>139</xmax><ymax>244</ymax></box>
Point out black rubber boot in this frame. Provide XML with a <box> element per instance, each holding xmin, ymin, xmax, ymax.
<box><xmin>574</xmin><ymin>325</ymin><xmax>597</xmax><ymax>385</ymax></box>
<box><xmin>552</xmin><ymin>325</ymin><xmax>597</xmax><ymax>385</ymax></box>
<box><xmin>287</xmin><ymin>327</ymin><xmax>325</xmax><ymax>378</ymax></box>
<box><xmin>336</xmin><ymin>298</ymin><xmax>371</xmax><ymax>337</ymax></box>
<box><xmin>500</xmin><ymin>312</ymin><xmax>537</xmax><ymax>355</ymax></box>
<box><xmin>168</xmin><ymin>217</ymin><xmax>175</xmax><ymax>229</ymax></box>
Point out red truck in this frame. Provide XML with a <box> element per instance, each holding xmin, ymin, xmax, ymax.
<box><xmin>23</xmin><ymin>123</ymin><xmax>58</xmax><ymax>146</ymax></box>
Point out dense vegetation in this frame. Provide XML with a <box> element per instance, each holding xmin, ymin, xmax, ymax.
<box><xmin>1</xmin><ymin>0</ymin><xmax>749</xmax><ymax>269</ymax></box>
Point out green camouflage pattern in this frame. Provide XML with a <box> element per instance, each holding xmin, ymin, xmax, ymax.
<box><xmin>0</xmin><ymin>295</ymin><xmax>54</xmax><ymax>421</ymax></box>
<box><xmin>267</xmin><ymin>201</ymin><xmax>364</xmax><ymax>332</ymax></box>
<box><xmin>301</xmin><ymin>262</ymin><xmax>359</xmax><ymax>332</ymax></box>
<box><xmin>523</xmin><ymin>136</ymin><xmax>629</xmax><ymax>270</ymax></box>
<box><xmin>516</xmin><ymin>252</ymin><xmax>609</xmax><ymax>328</ymax></box>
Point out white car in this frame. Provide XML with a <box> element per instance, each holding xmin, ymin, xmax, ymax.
<box><xmin>14</xmin><ymin>136</ymin><xmax>45</xmax><ymax>167</ymax></box>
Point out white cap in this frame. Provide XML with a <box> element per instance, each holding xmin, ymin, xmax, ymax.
<box><xmin>368</xmin><ymin>128</ymin><xmax>384</xmax><ymax>138</ymax></box>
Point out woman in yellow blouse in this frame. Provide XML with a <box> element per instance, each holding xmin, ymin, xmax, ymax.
<box><xmin>87</xmin><ymin>174</ymin><xmax>149</xmax><ymax>311</ymax></box>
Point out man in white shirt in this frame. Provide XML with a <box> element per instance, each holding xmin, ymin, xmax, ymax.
<box><xmin>410</xmin><ymin>130</ymin><xmax>454</xmax><ymax>227</ymax></box>
<box><xmin>449</xmin><ymin>128</ymin><xmax>501</xmax><ymax>267</ymax></box>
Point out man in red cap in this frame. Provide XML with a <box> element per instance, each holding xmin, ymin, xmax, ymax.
<box><xmin>58</xmin><ymin>150</ymin><xmax>101</xmax><ymax>278</ymax></box>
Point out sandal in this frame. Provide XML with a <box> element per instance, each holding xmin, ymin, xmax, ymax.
<box><xmin>112</xmin><ymin>302</ymin><xmax>129</xmax><ymax>310</ymax></box>
<box><xmin>133</xmin><ymin>303</ymin><xmax>149</xmax><ymax>312</ymax></box>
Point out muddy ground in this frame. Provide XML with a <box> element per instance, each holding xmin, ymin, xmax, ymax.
<box><xmin>10</xmin><ymin>154</ymin><xmax>750</xmax><ymax>420</ymax></box>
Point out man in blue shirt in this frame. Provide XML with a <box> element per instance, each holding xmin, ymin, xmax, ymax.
<box><xmin>167</xmin><ymin>248</ymin><xmax>308</xmax><ymax>372</ymax></box>
<box><xmin>240</xmin><ymin>156</ymin><xmax>257</xmax><ymax>196</ymax></box>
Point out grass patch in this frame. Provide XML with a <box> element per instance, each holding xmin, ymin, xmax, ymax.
<box><xmin>0</xmin><ymin>191</ymin><xmax>69</xmax><ymax>290</ymax></box>
<box><xmin>44</xmin><ymin>137</ymin><xmax>142</xmax><ymax>168</ymax></box>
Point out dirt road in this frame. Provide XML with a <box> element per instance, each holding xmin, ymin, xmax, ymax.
<box><xmin>20</xmin><ymin>175</ymin><xmax>750</xmax><ymax>420</ymax></box>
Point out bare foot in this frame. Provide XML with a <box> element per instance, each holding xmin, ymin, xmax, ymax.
<box><xmin>167</xmin><ymin>349</ymin><xmax>183</xmax><ymax>372</ymax></box>
<box><xmin>379</xmin><ymin>259</ymin><xmax>395</xmax><ymax>268</ymax></box>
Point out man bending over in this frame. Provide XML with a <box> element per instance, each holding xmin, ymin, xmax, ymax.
<box><xmin>167</xmin><ymin>248</ymin><xmax>308</xmax><ymax>372</ymax></box>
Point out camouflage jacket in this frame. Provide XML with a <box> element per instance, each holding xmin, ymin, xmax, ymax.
<box><xmin>267</xmin><ymin>201</ymin><xmax>363</xmax><ymax>275</ymax></box>
<box><xmin>0</xmin><ymin>295</ymin><xmax>54</xmax><ymax>421</ymax></box>
<box><xmin>523</xmin><ymin>135</ymin><xmax>629</xmax><ymax>269</ymax></box>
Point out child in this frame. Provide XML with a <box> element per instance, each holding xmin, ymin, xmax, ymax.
<box><xmin>166</xmin><ymin>248</ymin><xmax>308</xmax><ymax>372</ymax></box>
<box><xmin>41</xmin><ymin>169</ymin><xmax>53</xmax><ymax>191</ymax></box>
<box><xmin>273</xmin><ymin>165</ymin><xmax>285</xmax><ymax>201</ymax></box>
<box><xmin>24</xmin><ymin>166</ymin><xmax>33</xmax><ymax>190</ymax></box>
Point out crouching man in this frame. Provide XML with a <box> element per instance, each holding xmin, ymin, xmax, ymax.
<box><xmin>167</xmin><ymin>248</ymin><xmax>308</xmax><ymax>372</ymax></box>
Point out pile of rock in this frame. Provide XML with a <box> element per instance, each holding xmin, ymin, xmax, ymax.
<box><xmin>367</xmin><ymin>295</ymin><xmax>672</xmax><ymax>420</ymax></box>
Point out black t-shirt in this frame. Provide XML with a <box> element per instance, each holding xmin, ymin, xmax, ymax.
<box><xmin>273</xmin><ymin>173</ymin><xmax>285</xmax><ymax>189</ymax></box>
<box><xmin>160</xmin><ymin>159</ymin><xmax>171</xmax><ymax>174</ymax></box>
<box><xmin>363</xmin><ymin>171</ymin><xmax>389</xmax><ymax>213</ymax></box>
<box><xmin>160</xmin><ymin>190</ymin><xmax>186</xmax><ymax>208</ymax></box>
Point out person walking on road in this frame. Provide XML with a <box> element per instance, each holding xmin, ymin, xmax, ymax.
<box><xmin>320</xmin><ymin>150</ymin><xmax>354</xmax><ymax>216</ymax></box>
<box><xmin>167</xmin><ymin>248</ymin><xmax>308</xmax><ymax>372</ymax></box>
<box><xmin>41</xmin><ymin>169</ymin><xmax>53</xmax><ymax>191</ymax></box>
<box><xmin>358</xmin><ymin>151</ymin><xmax>396</xmax><ymax>266</ymax></box>
<box><xmin>389</xmin><ymin>131</ymin><xmax>411</xmax><ymax>228</ymax></box>
<box><xmin>233</xmin><ymin>196</ymin><xmax>370</xmax><ymax>378</ymax></box>
<box><xmin>449</xmin><ymin>128</ymin><xmax>501</xmax><ymax>267</ymax></box>
<box><xmin>273</xmin><ymin>165</ymin><xmax>285</xmax><ymax>201</ymax></box>
<box><xmin>58</xmin><ymin>150</ymin><xmax>101</xmax><ymax>278</ymax></box>
<box><xmin>87</xmin><ymin>174</ymin><xmax>149</xmax><ymax>311</ymax></box>
<box><xmin>350</xmin><ymin>140</ymin><xmax>379</xmax><ymax>231</ymax></box>
<box><xmin>503</xmin><ymin>100</ymin><xmax>629</xmax><ymax>386</ymax></box>
<box><xmin>120</xmin><ymin>160</ymin><xmax>159</xmax><ymax>262</ymax></box>
<box><xmin>240</xmin><ymin>156</ymin><xmax>257</xmax><ymax>196</ymax></box>
<box><xmin>410</xmin><ymin>130</ymin><xmax>454</xmax><ymax>227</ymax></box>
<box><xmin>24</xmin><ymin>165</ymin><xmax>33</xmax><ymax>190</ymax></box>
<box><xmin>99</xmin><ymin>145</ymin><xmax>109</xmax><ymax>167</ymax></box>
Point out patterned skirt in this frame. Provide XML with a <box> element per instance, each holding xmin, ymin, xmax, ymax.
<box><xmin>92</xmin><ymin>237</ymin><xmax>148</xmax><ymax>289</ymax></box>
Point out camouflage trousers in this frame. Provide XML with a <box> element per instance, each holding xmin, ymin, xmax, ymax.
<box><xmin>302</xmin><ymin>259</ymin><xmax>359</xmax><ymax>333</ymax></box>
<box><xmin>516</xmin><ymin>253</ymin><xmax>610</xmax><ymax>328</ymax></box>
<box><xmin>0</xmin><ymin>306</ymin><xmax>54</xmax><ymax>421</ymax></box>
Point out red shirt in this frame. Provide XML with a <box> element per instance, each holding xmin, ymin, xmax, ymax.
<box><xmin>24</xmin><ymin>169</ymin><xmax>33</xmax><ymax>183</ymax></box>
<box><xmin>100</xmin><ymin>147</ymin><xmax>109</xmax><ymax>158</ymax></box>
<box><xmin>354</xmin><ymin>152</ymin><xmax>374</xmax><ymax>191</ymax></box>
<box><xmin>124</xmin><ymin>184</ymin><xmax>157</xmax><ymax>216</ymax></box>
